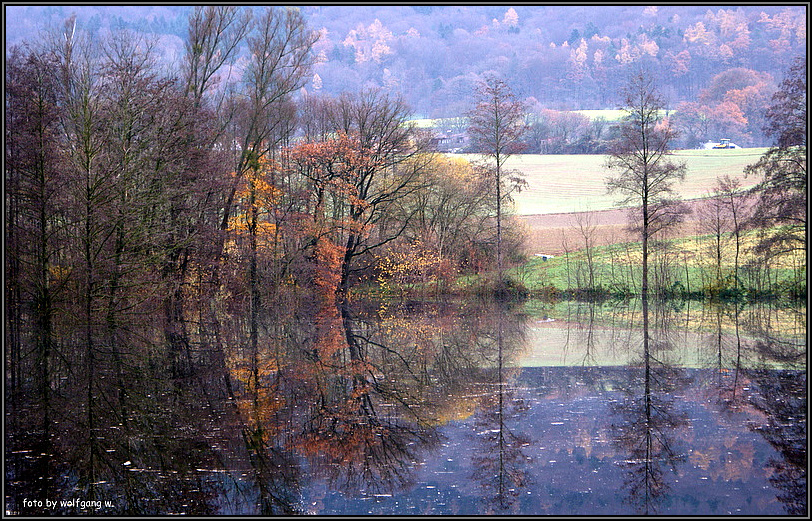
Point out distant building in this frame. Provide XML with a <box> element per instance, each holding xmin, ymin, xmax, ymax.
<box><xmin>700</xmin><ymin>138</ymin><xmax>740</xmax><ymax>149</ymax></box>
<box><xmin>431</xmin><ymin>130</ymin><xmax>469</xmax><ymax>153</ymax></box>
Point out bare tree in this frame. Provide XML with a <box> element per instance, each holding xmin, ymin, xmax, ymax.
<box><xmin>697</xmin><ymin>190</ymin><xmax>729</xmax><ymax>286</ymax></box>
<box><xmin>183</xmin><ymin>5</ymin><xmax>252</xmax><ymax>109</ymax></box>
<box><xmin>210</xmin><ymin>7</ymin><xmax>318</xmax><ymax>357</ymax></box>
<box><xmin>605</xmin><ymin>70</ymin><xmax>688</xmax><ymax>299</ymax></box>
<box><xmin>715</xmin><ymin>175</ymin><xmax>749</xmax><ymax>292</ymax></box>
<box><xmin>5</xmin><ymin>45</ymin><xmax>66</xmax><ymax>416</ymax></box>
<box><xmin>573</xmin><ymin>210</ymin><xmax>599</xmax><ymax>291</ymax></box>
<box><xmin>221</xmin><ymin>6</ymin><xmax>318</xmax><ymax>217</ymax></box>
<box><xmin>467</xmin><ymin>74</ymin><xmax>527</xmax><ymax>279</ymax></box>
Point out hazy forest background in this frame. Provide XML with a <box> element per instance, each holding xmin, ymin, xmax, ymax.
<box><xmin>5</xmin><ymin>4</ymin><xmax>807</xmax><ymax>148</ymax></box>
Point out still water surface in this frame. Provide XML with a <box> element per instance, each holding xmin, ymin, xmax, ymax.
<box><xmin>6</xmin><ymin>299</ymin><xmax>806</xmax><ymax>516</ymax></box>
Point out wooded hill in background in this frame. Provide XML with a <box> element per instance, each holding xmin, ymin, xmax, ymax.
<box><xmin>6</xmin><ymin>4</ymin><xmax>806</xmax><ymax>148</ymax></box>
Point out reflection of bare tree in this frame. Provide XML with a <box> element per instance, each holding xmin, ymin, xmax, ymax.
<box><xmin>740</xmin><ymin>303</ymin><xmax>806</xmax><ymax>368</ymax></box>
<box><xmin>470</xmin><ymin>310</ymin><xmax>532</xmax><ymax>513</ymax></box>
<box><xmin>567</xmin><ymin>300</ymin><xmax>599</xmax><ymax>366</ymax></box>
<box><xmin>610</xmin><ymin>298</ymin><xmax>690</xmax><ymax>515</ymax></box>
<box><xmin>732</xmin><ymin>304</ymin><xmax>807</xmax><ymax>515</ymax></box>
<box><xmin>5</xmin><ymin>328</ymin><xmax>257</xmax><ymax>515</ymax></box>
<box><xmin>746</xmin><ymin>370</ymin><xmax>807</xmax><ymax>515</ymax></box>
<box><xmin>701</xmin><ymin>303</ymin><xmax>751</xmax><ymax>418</ymax></box>
<box><xmin>5</xmin><ymin>405</ymin><xmax>62</xmax><ymax>515</ymax></box>
<box><xmin>242</xmin><ymin>425</ymin><xmax>302</xmax><ymax>515</ymax></box>
<box><xmin>699</xmin><ymin>302</ymin><xmax>806</xmax><ymax>515</ymax></box>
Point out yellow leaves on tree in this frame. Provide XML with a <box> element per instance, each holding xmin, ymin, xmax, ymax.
<box><xmin>226</xmin><ymin>155</ymin><xmax>282</xmax><ymax>249</ymax></box>
<box><xmin>227</xmin><ymin>348</ymin><xmax>285</xmax><ymax>440</ymax></box>
<box><xmin>375</xmin><ymin>239</ymin><xmax>453</xmax><ymax>293</ymax></box>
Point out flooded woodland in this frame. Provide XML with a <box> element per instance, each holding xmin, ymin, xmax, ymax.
<box><xmin>5</xmin><ymin>6</ymin><xmax>806</xmax><ymax>517</ymax></box>
<box><xmin>6</xmin><ymin>297</ymin><xmax>805</xmax><ymax>516</ymax></box>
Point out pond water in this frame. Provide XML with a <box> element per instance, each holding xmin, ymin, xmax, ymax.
<box><xmin>5</xmin><ymin>299</ymin><xmax>806</xmax><ymax>516</ymax></box>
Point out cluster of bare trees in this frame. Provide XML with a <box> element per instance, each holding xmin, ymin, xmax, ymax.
<box><xmin>556</xmin><ymin>61</ymin><xmax>805</xmax><ymax>301</ymax></box>
<box><xmin>5</xmin><ymin>5</ymin><xmax>523</xmax><ymax>478</ymax></box>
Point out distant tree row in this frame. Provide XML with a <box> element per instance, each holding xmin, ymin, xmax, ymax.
<box><xmin>484</xmin><ymin>62</ymin><xmax>782</xmax><ymax>154</ymax></box>
<box><xmin>7</xmin><ymin>6</ymin><xmax>804</xmax><ymax>147</ymax></box>
<box><xmin>302</xmin><ymin>5</ymin><xmax>804</xmax><ymax>146</ymax></box>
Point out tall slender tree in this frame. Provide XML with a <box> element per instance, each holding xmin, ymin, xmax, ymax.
<box><xmin>605</xmin><ymin>70</ymin><xmax>688</xmax><ymax>299</ymax></box>
<box><xmin>466</xmin><ymin>75</ymin><xmax>527</xmax><ymax>279</ymax></box>
<box><xmin>5</xmin><ymin>45</ymin><xmax>66</xmax><ymax>416</ymax></box>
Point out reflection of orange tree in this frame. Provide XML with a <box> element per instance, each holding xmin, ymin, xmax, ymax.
<box><xmin>222</xmin><ymin>300</ymin><xmax>531</xmax><ymax>502</ymax></box>
<box><xmin>287</xmin><ymin>300</ymin><xmax>527</xmax><ymax>498</ymax></box>
<box><xmin>292</xmin><ymin>301</ymin><xmax>440</xmax><ymax>497</ymax></box>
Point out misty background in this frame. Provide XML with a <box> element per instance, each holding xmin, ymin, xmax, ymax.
<box><xmin>4</xmin><ymin>4</ymin><xmax>807</xmax><ymax>147</ymax></box>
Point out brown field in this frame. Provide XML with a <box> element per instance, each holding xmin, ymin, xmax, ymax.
<box><xmin>518</xmin><ymin>198</ymin><xmax>749</xmax><ymax>255</ymax></box>
<box><xmin>502</xmin><ymin>149</ymin><xmax>768</xmax><ymax>215</ymax></box>
<box><xmin>494</xmin><ymin>149</ymin><xmax>767</xmax><ymax>255</ymax></box>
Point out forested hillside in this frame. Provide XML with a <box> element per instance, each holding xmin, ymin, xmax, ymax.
<box><xmin>6</xmin><ymin>4</ymin><xmax>806</xmax><ymax>147</ymax></box>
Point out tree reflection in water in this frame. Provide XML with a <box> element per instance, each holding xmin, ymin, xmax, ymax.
<box><xmin>468</xmin><ymin>305</ymin><xmax>532</xmax><ymax>514</ymax></box>
<box><xmin>292</xmin><ymin>300</ymin><xmax>442</xmax><ymax>500</ymax></box>
<box><xmin>701</xmin><ymin>302</ymin><xmax>807</xmax><ymax>516</ymax></box>
<box><xmin>609</xmin><ymin>297</ymin><xmax>691</xmax><ymax>515</ymax></box>
<box><xmin>742</xmin><ymin>304</ymin><xmax>806</xmax><ymax>516</ymax></box>
<box><xmin>4</xmin><ymin>295</ymin><xmax>806</xmax><ymax>516</ymax></box>
<box><xmin>748</xmin><ymin>369</ymin><xmax>807</xmax><ymax>515</ymax></box>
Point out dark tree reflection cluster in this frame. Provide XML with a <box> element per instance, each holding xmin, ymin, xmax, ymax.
<box><xmin>609</xmin><ymin>300</ymin><xmax>691</xmax><ymax>515</ymax></box>
<box><xmin>4</xmin><ymin>7</ymin><xmax>806</xmax><ymax>516</ymax></box>
<box><xmin>5</xmin><ymin>288</ymin><xmax>527</xmax><ymax>514</ymax></box>
<box><xmin>5</xmin><ymin>8</ymin><xmax>509</xmax><ymax>514</ymax></box>
<box><xmin>747</xmin><ymin>371</ymin><xmax>807</xmax><ymax>516</ymax></box>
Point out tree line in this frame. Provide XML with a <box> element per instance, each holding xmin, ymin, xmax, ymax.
<box><xmin>5</xmin><ymin>7</ymin><xmax>526</xmax><ymax>399</ymax></box>
<box><xmin>552</xmin><ymin>58</ymin><xmax>805</xmax><ymax>302</ymax></box>
<box><xmin>3</xmin><ymin>8</ymin><xmax>805</xmax><ymax>514</ymax></box>
<box><xmin>4</xmin><ymin>7</ymin><xmax>805</xmax><ymax>401</ymax></box>
<box><xmin>4</xmin><ymin>11</ymin><xmax>521</xmax><ymax>509</ymax></box>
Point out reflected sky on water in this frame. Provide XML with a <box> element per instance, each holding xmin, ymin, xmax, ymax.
<box><xmin>5</xmin><ymin>299</ymin><xmax>806</xmax><ymax>516</ymax></box>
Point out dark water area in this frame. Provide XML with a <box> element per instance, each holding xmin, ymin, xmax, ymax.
<box><xmin>5</xmin><ymin>299</ymin><xmax>806</xmax><ymax>516</ymax></box>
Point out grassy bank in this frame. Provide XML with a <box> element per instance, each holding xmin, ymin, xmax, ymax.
<box><xmin>509</xmin><ymin>228</ymin><xmax>806</xmax><ymax>302</ymax></box>
<box><xmin>360</xmin><ymin>228</ymin><xmax>806</xmax><ymax>304</ymax></box>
